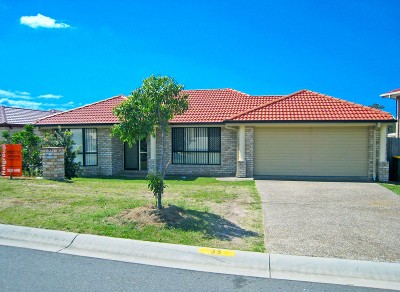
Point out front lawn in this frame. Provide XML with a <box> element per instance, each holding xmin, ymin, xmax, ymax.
<box><xmin>0</xmin><ymin>177</ymin><xmax>265</xmax><ymax>252</ymax></box>
<box><xmin>381</xmin><ymin>182</ymin><xmax>400</xmax><ymax>196</ymax></box>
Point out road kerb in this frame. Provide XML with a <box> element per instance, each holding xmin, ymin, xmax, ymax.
<box><xmin>0</xmin><ymin>224</ymin><xmax>78</xmax><ymax>252</ymax></box>
<box><xmin>61</xmin><ymin>233</ymin><xmax>269</xmax><ymax>278</ymax></box>
<box><xmin>270</xmin><ymin>253</ymin><xmax>400</xmax><ymax>290</ymax></box>
<box><xmin>1</xmin><ymin>224</ymin><xmax>400</xmax><ymax>290</ymax></box>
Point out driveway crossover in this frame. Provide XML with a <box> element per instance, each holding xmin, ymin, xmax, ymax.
<box><xmin>256</xmin><ymin>180</ymin><xmax>400</xmax><ymax>262</ymax></box>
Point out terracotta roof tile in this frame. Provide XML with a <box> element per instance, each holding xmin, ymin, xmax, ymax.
<box><xmin>36</xmin><ymin>95</ymin><xmax>126</xmax><ymax>125</ymax></box>
<box><xmin>170</xmin><ymin>89</ymin><xmax>281</xmax><ymax>123</ymax></box>
<box><xmin>229</xmin><ymin>90</ymin><xmax>394</xmax><ymax>122</ymax></box>
<box><xmin>35</xmin><ymin>89</ymin><xmax>394</xmax><ymax>126</ymax></box>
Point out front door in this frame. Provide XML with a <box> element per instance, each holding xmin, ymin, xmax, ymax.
<box><xmin>124</xmin><ymin>140</ymin><xmax>147</xmax><ymax>170</ymax></box>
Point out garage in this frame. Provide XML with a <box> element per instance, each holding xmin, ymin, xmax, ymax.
<box><xmin>254</xmin><ymin>126</ymin><xmax>369</xmax><ymax>177</ymax></box>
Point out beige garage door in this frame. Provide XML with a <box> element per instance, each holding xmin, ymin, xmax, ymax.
<box><xmin>254</xmin><ymin>127</ymin><xmax>369</xmax><ymax>177</ymax></box>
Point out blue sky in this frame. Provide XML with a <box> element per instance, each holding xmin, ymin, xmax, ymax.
<box><xmin>0</xmin><ymin>0</ymin><xmax>399</xmax><ymax>114</ymax></box>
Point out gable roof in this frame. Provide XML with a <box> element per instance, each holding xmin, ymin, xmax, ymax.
<box><xmin>35</xmin><ymin>89</ymin><xmax>394</xmax><ymax>126</ymax></box>
<box><xmin>170</xmin><ymin>89</ymin><xmax>282</xmax><ymax>124</ymax></box>
<box><xmin>0</xmin><ymin>105</ymin><xmax>59</xmax><ymax>126</ymax></box>
<box><xmin>35</xmin><ymin>95</ymin><xmax>126</xmax><ymax>125</ymax></box>
<box><xmin>381</xmin><ymin>88</ymin><xmax>400</xmax><ymax>98</ymax></box>
<box><xmin>227</xmin><ymin>89</ymin><xmax>393</xmax><ymax>122</ymax></box>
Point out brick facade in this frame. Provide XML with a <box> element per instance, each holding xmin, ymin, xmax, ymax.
<box><xmin>80</xmin><ymin>128</ymin><xmax>124</xmax><ymax>177</ymax></box>
<box><xmin>245</xmin><ymin>127</ymin><xmax>254</xmax><ymax>178</ymax></box>
<box><xmin>49</xmin><ymin>124</ymin><xmax>387</xmax><ymax>180</ymax></box>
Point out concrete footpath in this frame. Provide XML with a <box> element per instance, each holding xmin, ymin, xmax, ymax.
<box><xmin>0</xmin><ymin>224</ymin><xmax>399</xmax><ymax>290</ymax></box>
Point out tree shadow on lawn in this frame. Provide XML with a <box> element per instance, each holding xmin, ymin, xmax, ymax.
<box><xmin>157</xmin><ymin>205</ymin><xmax>259</xmax><ymax>241</ymax></box>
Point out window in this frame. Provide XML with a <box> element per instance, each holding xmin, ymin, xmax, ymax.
<box><xmin>124</xmin><ymin>139</ymin><xmax>147</xmax><ymax>170</ymax></box>
<box><xmin>70</xmin><ymin>129</ymin><xmax>98</xmax><ymax>166</ymax></box>
<box><xmin>172</xmin><ymin>127</ymin><xmax>221</xmax><ymax>165</ymax></box>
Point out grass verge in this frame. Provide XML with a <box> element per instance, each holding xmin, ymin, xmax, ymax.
<box><xmin>0</xmin><ymin>177</ymin><xmax>265</xmax><ymax>252</ymax></box>
<box><xmin>380</xmin><ymin>182</ymin><xmax>400</xmax><ymax>196</ymax></box>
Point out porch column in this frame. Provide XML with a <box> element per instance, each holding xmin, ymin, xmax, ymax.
<box><xmin>397</xmin><ymin>97</ymin><xmax>400</xmax><ymax>138</ymax></box>
<box><xmin>150</xmin><ymin>134</ymin><xmax>156</xmax><ymax>160</ymax></box>
<box><xmin>148</xmin><ymin>131</ymin><xmax>157</xmax><ymax>173</ymax></box>
<box><xmin>380</xmin><ymin>125</ymin><xmax>387</xmax><ymax>162</ymax></box>
<box><xmin>237</xmin><ymin>126</ymin><xmax>246</xmax><ymax>178</ymax></box>
<box><xmin>378</xmin><ymin>124</ymin><xmax>389</xmax><ymax>182</ymax></box>
<box><xmin>238</xmin><ymin>126</ymin><xmax>245</xmax><ymax>161</ymax></box>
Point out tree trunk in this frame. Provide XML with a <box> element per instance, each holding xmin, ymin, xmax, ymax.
<box><xmin>157</xmin><ymin>189</ymin><xmax>163</xmax><ymax>209</ymax></box>
<box><xmin>157</xmin><ymin>125</ymin><xmax>166</xmax><ymax>209</ymax></box>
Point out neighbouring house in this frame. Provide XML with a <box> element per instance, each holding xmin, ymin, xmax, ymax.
<box><xmin>0</xmin><ymin>105</ymin><xmax>60</xmax><ymax>135</ymax></box>
<box><xmin>35</xmin><ymin>89</ymin><xmax>395</xmax><ymax>181</ymax></box>
<box><xmin>381</xmin><ymin>88</ymin><xmax>400</xmax><ymax>138</ymax></box>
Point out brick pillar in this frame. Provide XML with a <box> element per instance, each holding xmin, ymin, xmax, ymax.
<box><xmin>378</xmin><ymin>125</ymin><xmax>389</xmax><ymax>182</ymax></box>
<box><xmin>42</xmin><ymin>147</ymin><xmax>64</xmax><ymax>181</ymax></box>
<box><xmin>378</xmin><ymin>161</ymin><xmax>389</xmax><ymax>182</ymax></box>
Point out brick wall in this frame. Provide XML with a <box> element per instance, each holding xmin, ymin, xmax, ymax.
<box><xmin>367</xmin><ymin>126</ymin><xmax>374</xmax><ymax>179</ymax></box>
<box><xmin>42</xmin><ymin>147</ymin><xmax>64</xmax><ymax>180</ymax></box>
<box><xmin>367</xmin><ymin>126</ymin><xmax>389</xmax><ymax>182</ymax></box>
<box><xmin>111</xmin><ymin>135</ymin><xmax>124</xmax><ymax>175</ymax></box>
<box><xmin>245</xmin><ymin>127</ymin><xmax>254</xmax><ymax>178</ymax></box>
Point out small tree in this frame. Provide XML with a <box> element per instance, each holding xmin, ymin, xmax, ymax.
<box><xmin>1</xmin><ymin>130</ymin><xmax>12</xmax><ymax>144</ymax></box>
<box><xmin>370</xmin><ymin>103</ymin><xmax>395</xmax><ymax>133</ymax></box>
<box><xmin>11</xmin><ymin>125</ymin><xmax>42</xmax><ymax>176</ymax></box>
<box><xmin>370</xmin><ymin>103</ymin><xmax>385</xmax><ymax>110</ymax></box>
<box><xmin>113</xmin><ymin>75</ymin><xmax>188</xmax><ymax>209</ymax></box>
<box><xmin>42</xmin><ymin>127</ymin><xmax>80</xmax><ymax>179</ymax></box>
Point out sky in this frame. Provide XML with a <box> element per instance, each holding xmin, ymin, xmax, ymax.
<box><xmin>0</xmin><ymin>0</ymin><xmax>399</xmax><ymax>115</ymax></box>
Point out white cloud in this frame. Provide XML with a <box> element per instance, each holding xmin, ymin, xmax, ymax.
<box><xmin>38</xmin><ymin>93</ymin><xmax>63</xmax><ymax>99</ymax></box>
<box><xmin>0</xmin><ymin>89</ymin><xmax>32</xmax><ymax>99</ymax></box>
<box><xmin>15</xmin><ymin>91</ymin><xmax>30</xmax><ymax>96</ymax></box>
<box><xmin>0</xmin><ymin>88</ymin><xmax>73</xmax><ymax>111</ymax></box>
<box><xmin>0</xmin><ymin>98</ymin><xmax>42</xmax><ymax>109</ymax></box>
<box><xmin>20</xmin><ymin>14</ymin><xmax>70</xmax><ymax>29</ymax></box>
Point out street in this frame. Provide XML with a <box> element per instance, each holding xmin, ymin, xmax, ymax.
<box><xmin>0</xmin><ymin>245</ymin><xmax>382</xmax><ymax>291</ymax></box>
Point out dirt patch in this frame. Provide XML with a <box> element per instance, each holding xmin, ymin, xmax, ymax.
<box><xmin>0</xmin><ymin>198</ymin><xmax>25</xmax><ymax>208</ymax></box>
<box><xmin>111</xmin><ymin>204</ymin><xmax>258</xmax><ymax>241</ymax></box>
<box><xmin>111</xmin><ymin>205</ymin><xmax>186</xmax><ymax>227</ymax></box>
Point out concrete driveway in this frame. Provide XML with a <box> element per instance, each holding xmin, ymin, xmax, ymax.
<box><xmin>256</xmin><ymin>180</ymin><xmax>400</xmax><ymax>263</ymax></box>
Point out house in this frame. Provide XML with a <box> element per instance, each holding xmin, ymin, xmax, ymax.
<box><xmin>35</xmin><ymin>89</ymin><xmax>395</xmax><ymax>181</ymax></box>
<box><xmin>0</xmin><ymin>105</ymin><xmax>59</xmax><ymax>134</ymax></box>
<box><xmin>381</xmin><ymin>88</ymin><xmax>400</xmax><ymax>138</ymax></box>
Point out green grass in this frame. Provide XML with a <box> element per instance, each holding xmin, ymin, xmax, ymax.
<box><xmin>0</xmin><ymin>177</ymin><xmax>265</xmax><ymax>252</ymax></box>
<box><xmin>380</xmin><ymin>182</ymin><xmax>400</xmax><ymax>196</ymax></box>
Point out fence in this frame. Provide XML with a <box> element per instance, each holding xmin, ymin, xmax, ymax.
<box><xmin>387</xmin><ymin>138</ymin><xmax>400</xmax><ymax>180</ymax></box>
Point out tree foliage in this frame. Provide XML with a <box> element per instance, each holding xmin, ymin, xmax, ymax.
<box><xmin>9</xmin><ymin>125</ymin><xmax>42</xmax><ymax>176</ymax></box>
<box><xmin>113</xmin><ymin>75</ymin><xmax>188</xmax><ymax>209</ymax></box>
<box><xmin>42</xmin><ymin>127</ymin><xmax>80</xmax><ymax>179</ymax></box>
<box><xmin>369</xmin><ymin>103</ymin><xmax>385</xmax><ymax>110</ymax></box>
<box><xmin>369</xmin><ymin>103</ymin><xmax>395</xmax><ymax>133</ymax></box>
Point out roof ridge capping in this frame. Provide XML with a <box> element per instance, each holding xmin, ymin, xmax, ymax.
<box><xmin>226</xmin><ymin>89</ymin><xmax>308</xmax><ymax>121</ymax></box>
<box><xmin>35</xmin><ymin>94</ymin><xmax>126</xmax><ymax>123</ymax></box>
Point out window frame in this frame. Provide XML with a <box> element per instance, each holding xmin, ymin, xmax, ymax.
<box><xmin>172</xmin><ymin>127</ymin><xmax>221</xmax><ymax>165</ymax></box>
<box><xmin>70</xmin><ymin>128</ymin><xmax>98</xmax><ymax>167</ymax></box>
<box><xmin>124</xmin><ymin>139</ymin><xmax>147</xmax><ymax>171</ymax></box>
